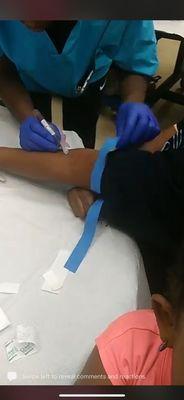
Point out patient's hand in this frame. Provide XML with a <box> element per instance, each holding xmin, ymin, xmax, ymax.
<box><xmin>67</xmin><ymin>188</ymin><xmax>95</xmax><ymax>219</ymax></box>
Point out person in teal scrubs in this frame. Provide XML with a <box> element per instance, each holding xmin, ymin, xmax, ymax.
<box><xmin>0</xmin><ymin>20</ymin><xmax>159</xmax><ymax>150</ymax></box>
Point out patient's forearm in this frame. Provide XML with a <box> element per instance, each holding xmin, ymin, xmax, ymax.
<box><xmin>0</xmin><ymin>125</ymin><xmax>176</xmax><ymax>188</ymax></box>
<box><xmin>0</xmin><ymin>148</ymin><xmax>98</xmax><ymax>189</ymax></box>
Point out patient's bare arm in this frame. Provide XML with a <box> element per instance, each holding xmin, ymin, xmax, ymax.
<box><xmin>0</xmin><ymin>125</ymin><xmax>177</xmax><ymax>218</ymax></box>
<box><xmin>141</xmin><ymin>125</ymin><xmax>176</xmax><ymax>153</ymax></box>
<box><xmin>0</xmin><ymin>125</ymin><xmax>176</xmax><ymax>188</ymax></box>
<box><xmin>0</xmin><ymin>147</ymin><xmax>98</xmax><ymax>189</ymax></box>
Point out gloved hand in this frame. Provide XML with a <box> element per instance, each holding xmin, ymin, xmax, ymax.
<box><xmin>20</xmin><ymin>116</ymin><xmax>61</xmax><ymax>152</ymax></box>
<box><xmin>116</xmin><ymin>102</ymin><xmax>160</xmax><ymax>149</ymax></box>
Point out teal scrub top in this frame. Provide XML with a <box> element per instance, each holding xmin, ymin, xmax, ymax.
<box><xmin>0</xmin><ymin>20</ymin><xmax>158</xmax><ymax>98</ymax></box>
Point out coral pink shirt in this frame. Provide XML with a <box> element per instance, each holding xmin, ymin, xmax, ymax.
<box><xmin>96</xmin><ymin>310</ymin><xmax>172</xmax><ymax>385</ymax></box>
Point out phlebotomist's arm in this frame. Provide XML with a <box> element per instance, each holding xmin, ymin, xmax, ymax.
<box><xmin>114</xmin><ymin>21</ymin><xmax>160</xmax><ymax>148</ymax></box>
<box><xmin>115</xmin><ymin>21</ymin><xmax>158</xmax><ymax>103</ymax></box>
<box><xmin>0</xmin><ymin>56</ymin><xmax>35</xmax><ymax>121</ymax></box>
<box><xmin>120</xmin><ymin>73</ymin><xmax>148</xmax><ymax>103</ymax></box>
<box><xmin>0</xmin><ymin>55</ymin><xmax>60</xmax><ymax>152</ymax></box>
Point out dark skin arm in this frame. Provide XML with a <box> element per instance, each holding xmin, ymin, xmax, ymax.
<box><xmin>0</xmin><ymin>126</ymin><xmax>175</xmax><ymax>189</ymax></box>
<box><xmin>0</xmin><ymin>56</ymin><xmax>35</xmax><ymax>121</ymax></box>
<box><xmin>120</xmin><ymin>73</ymin><xmax>148</xmax><ymax>103</ymax></box>
<box><xmin>0</xmin><ymin>147</ymin><xmax>98</xmax><ymax>188</ymax></box>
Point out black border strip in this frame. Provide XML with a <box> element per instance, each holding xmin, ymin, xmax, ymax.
<box><xmin>0</xmin><ymin>0</ymin><xmax>184</xmax><ymax>19</ymax></box>
<box><xmin>0</xmin><ymin>386</ymin><xmax>184</xmax><ymax>400</ymax></box>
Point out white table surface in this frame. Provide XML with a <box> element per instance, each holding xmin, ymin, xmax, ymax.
<box><xmin>154</xmin><ymin>20</ymin><xmax>184</xmax><ymax>38</ymax></box>
<box><xmin>0</xmin><ymin>106</ymin><xmax>150</xmax><ymax>385</ymax></box>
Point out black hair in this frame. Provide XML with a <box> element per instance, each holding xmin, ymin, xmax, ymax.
<box><xmin>165</xmin><ymin>242</ymin><xmax>184</xmax><ymax>314</ymax></box>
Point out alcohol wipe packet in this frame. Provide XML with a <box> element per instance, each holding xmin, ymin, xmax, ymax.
<box><xmin>5</xmin><ymin>325</ymin><xmax>39</xmax><ymax>363</ymax></box>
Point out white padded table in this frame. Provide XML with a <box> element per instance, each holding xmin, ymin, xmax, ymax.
<box><xmin>154</xmin><ymin>20</ymin><xmax>184</xmax><ymax>38</ymax></box>
<box><xmin>0</xmin><ymin>106</ymin><xmax>150</xmax><ymax>385</ymax></box>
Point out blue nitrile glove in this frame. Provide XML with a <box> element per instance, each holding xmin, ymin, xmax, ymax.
<box><xmin>20</xmin><ymin>116</ymin><xmax>61</xmax><ymax>152</ymax></box>
<box><xmin>116</xmin><ymin>102</ymin><xmax>160</xmax><ymax>149</ymax></box>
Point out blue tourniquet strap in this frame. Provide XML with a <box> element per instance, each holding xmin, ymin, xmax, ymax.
<box><xmin>91</xmin><ymin>137</ymin><xmax>118</xmax><ymax>193</ymax></box>
<box><xmin>64</xmin><ymin>137</ymin><xmax>118</xmax><ymax>273</ymax></box>
<box><xmin>64</xmin><ymin>199</ymin><xmax>103</xmax><ymax>273</ymax></box>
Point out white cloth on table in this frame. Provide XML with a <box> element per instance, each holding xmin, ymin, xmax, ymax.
<box><xmin>154</xmin><ymin>20</ymin><xmax>184</xmax><ymax>38</ymax></box>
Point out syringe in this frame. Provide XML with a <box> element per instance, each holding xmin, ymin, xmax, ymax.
<box><xmin>34</xmin><ymin>110</ymin><xmax>69</xmax><ymax>155</ymax></box>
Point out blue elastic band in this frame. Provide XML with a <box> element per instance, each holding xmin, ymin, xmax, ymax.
<box><xmin>64</xmin><ymin>199</ymin><xmax>103</xmax><ymax>273</ymax></box>
<box><xmin>91</xmin><ymin>137</ymin><xmax>118</xmax><ymax>193</ymax></box>
<box><xmin>64</xmin><ymin>137</ymin><xmax>118</xmax><ymax>273</ymax></box>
